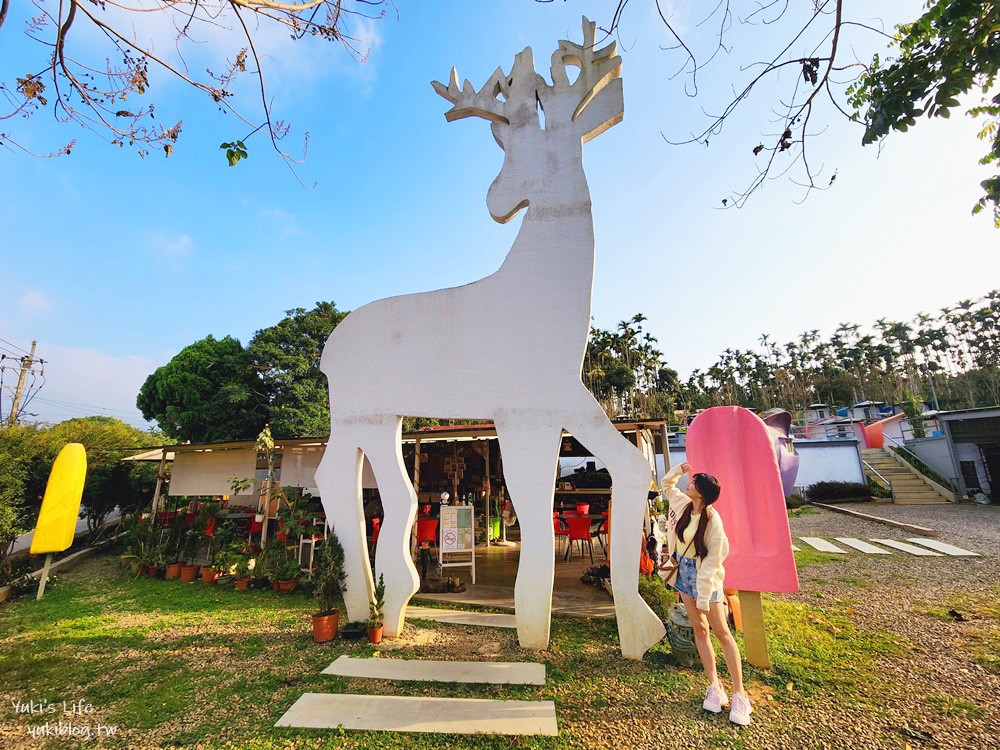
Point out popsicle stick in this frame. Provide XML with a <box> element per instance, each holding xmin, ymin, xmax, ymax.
<box><xmin>36</xmin><ymin>554</ymin><xmax>52</xmax><ymax>601</ymax></box>
<box><xmin>739</xmin><ymin>590</ymin><xmax>769</xmax><ymax>670</ymax></box>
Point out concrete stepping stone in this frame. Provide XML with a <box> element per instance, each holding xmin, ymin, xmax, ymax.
<box><xmin>798</xmin><ymin>537</ymin><xmax>848</xmax><ymax>553</ymax></box>
<box><xmin>870</xmin><ymin>539</ymin><xmax>943</xmax><ymax>556</ymax></box>
<box><xmin>834</xmin><ymin>538</ymin><xmax>891</xmax><ymax>555</ymax></box>
<box><xmin>322</xmin><ymin>655</ymin><xmax>545</xmax><ymax>685</ymax></box>
<box><xmin>275</xmin><ymin>693</ymin><xmax>558</xmax><ymax>736</ymax></box>
<box><xmin>791</xmin><ymin>544</ymin><xmax>800</xmax><ymax>551</ymax></box>
<box><xmin>905</xmin><ymin>538</ymin><xmax>980</xmax><ymax>557</ymax></box>
<box><xmin>407</xmin><ymin>605</ymin><xmax>516</xmax><ymax>629</ymax></box>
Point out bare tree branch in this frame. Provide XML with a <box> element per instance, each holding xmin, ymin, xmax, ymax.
<box><xmin>0</xmin><ymin>0</ymin><xmax>387</xmax><ymax>171</ymax></box>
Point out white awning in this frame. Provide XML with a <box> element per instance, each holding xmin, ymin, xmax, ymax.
<box><xmin>168</xmin><ymin>449</ymin><xmax>257</xmax><ymax>497</ymax></box>
<box><xmin>279</xmin><ymin>445</ymin><xmax>377</xmax><ymax>490</ymax></box>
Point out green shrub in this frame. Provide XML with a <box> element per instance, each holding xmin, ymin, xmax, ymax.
<box><xmin>866</xmin><ymin>476</ymin><xmax>893</xmax><ymax>499</ymax></box>
<box><xmin>638</xmin><ymin>573</ymin><xmax>675</xmax><ymax>621</ymax></box>
<box><xmin>785</xmin><ymin>493</ymin><xmax>806</xmax><ymax>509</ymax></box>
<box><xmin>806</xmin><ymin>481</ymin><xmax>871</xmax><ymax>501</ymax></box>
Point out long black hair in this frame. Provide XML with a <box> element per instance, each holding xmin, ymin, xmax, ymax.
<box><xmin>674</xmin><ymin>473</ymin><xmax>721</xmax><ymax>560</ymax></box>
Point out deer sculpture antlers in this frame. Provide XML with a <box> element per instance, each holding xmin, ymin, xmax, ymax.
<box><xmin>431</xmin><ymin>16</ymin><xmax>622</xmax><ymax>135</ymax></box>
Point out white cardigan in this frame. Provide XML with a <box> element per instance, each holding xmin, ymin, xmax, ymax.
<box><xmin>660</xmin><ymin>463</ymin><xmax>729</xmax><ymax>611</ymax></box>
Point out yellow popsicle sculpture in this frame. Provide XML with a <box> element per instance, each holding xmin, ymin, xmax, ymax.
<box><xmin>30</xmin><ymin>443</ymin><xmax>88</xmax><ymax>555</ymax></box>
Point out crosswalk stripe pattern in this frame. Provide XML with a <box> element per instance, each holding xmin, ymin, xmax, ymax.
<box><xmin>276</xmin><ymin>693</ymin><xmax>559</xmax><ymax>735</ymax></box>
<box><xmin>799</xmin><ymin>537</ymin><xmax>849</xmax><ymax>553</ymax></box>
<box><xmin>321</xmin><ymin>656</ymin><xmax>546</xmax><ymax>685</ymax></box>
<box><xmin>792</xmin><ymin>537</ymin><xmax>982</xmax><ymax>557</ymax></box>
<box><xmin>869</xmin><ymin>539</ymin><xmax>944</xmax><ymax>556</ymax></box>
<box><xmin>834</xmin><ymin>537</ymin><xmax>892</xmax><ymax>554</ymax></box>
<box><xmin>904</xmin><ymin>538</ymin><xmax>980</xmax><ymax>557</ymax></box>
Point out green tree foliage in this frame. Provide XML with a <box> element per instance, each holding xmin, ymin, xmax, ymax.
<box><xmin>584</xmin><ymin>313</ymin><xmax>688</xmax><ymax>421</ymax></box>
<box><xmin>0</xmin><ymin>418</ymin><xmax>161</xmax><ymax>581</ymax></box>
<box><xmin>851</xmin><ymin>1</ymin><xmax>1000</xmax><ymax>226</ymax></box>
<box><xmin>0</xmin><ymin>424</ymin><xmax>47</xmax><ymax>581</ymax></box>
<box><xmin>684</xmin><ymin>289</ymin><xmax>1000</xmax><ymax>413</ymax></box>
<box><xmin>136</xmin><ymin>335</ymin><xmax>267</xmax><ymax>442</ymax></box>
<box><xmin>247</xmin><ymin>302</ymin><xmax>348</xmax><ymax>437</ymax></box>
<box><xmin>137</xmin><ymin>302</ymin><xmax>349</xmax><ymax>441</ymax></box>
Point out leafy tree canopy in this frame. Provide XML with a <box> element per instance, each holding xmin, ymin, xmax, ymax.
<box><xmin>137</xmin><ymin>302</ymin><xmax>348</xmax><ymax>441</ymax></box>
<box><xmin>247</xmin><ymin>302</ymin><xmax>349</xmax><ymax>437</ymax></box>
<box><xmin>851</xmin><ymin>0</ymin><xmax>1000</xmax><ymax>226</ymax></box>
<box><xmin>136</xmin><ymin>334</ymin><xmax>266</xmax><ymax>442</ymax></box>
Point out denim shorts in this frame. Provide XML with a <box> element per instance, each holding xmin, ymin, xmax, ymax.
<box><xmin>670</xmin><ymin>554</ymin><xmax>724</xmax><ymax>604</ymax></box>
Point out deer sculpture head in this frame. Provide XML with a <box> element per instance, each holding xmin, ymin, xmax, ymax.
<box><xmin>432</xmin><ymin>17</ymin><xmax>623</xmax><ymax>223</ymax></box>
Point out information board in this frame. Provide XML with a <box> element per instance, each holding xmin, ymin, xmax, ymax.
<box><xmin>440</xmin><ymin>505</ymin><xmax>474</xmax><ymax>552</ymax></box>
<box><xmin>439</xmin><ymin>505</ymin><xmax>476</xmax><ymax>583</ymax></box>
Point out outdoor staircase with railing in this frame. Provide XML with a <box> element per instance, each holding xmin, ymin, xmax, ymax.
<box><xmin>861</xmin><ymin>449</ymin><xmax>952</xmax><ymax>504</ymax></box>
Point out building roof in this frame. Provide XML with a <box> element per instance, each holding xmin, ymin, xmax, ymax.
<box><xmin>937</xmin><ymin>406</ymin><xmax>1000</xmax><ymax>421</ymax></box>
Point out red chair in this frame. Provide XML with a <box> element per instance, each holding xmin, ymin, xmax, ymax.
<box><xmin>563</xmin><ymin>515</ymin><xmax>595</xmax><ymax>564</ymax></box>
<box><xmin>416</xmin><ymin>518</ymin><xmax>439</xmax><ymax>548</ymax></box>
<box><xmin>370</xmin><ymin>517</ymin><xmax>381</xmax><ymax>548</ymax></box>
<box><xmin>553</xmin><ymin>512</ymin><xmax>569</xmax><ymax>551</ymax></box>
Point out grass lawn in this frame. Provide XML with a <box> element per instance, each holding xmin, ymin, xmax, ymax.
<box><xmin>0</xmin><ymin>553</ymin><xmax>972</xmax><ymax>749</ymax></box>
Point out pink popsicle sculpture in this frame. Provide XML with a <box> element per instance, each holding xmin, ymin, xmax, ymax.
<box><xmin>686</xmin><ymin>406</ymin><xmax>799</xmax><ymax>593</ymax></box>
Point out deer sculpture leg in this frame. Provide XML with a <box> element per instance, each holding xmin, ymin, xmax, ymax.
<box><xmin>494</xmin><ymin>416</ymin><xmax>563</xmax><ymax>650</ymax></box>
<box><xmin>564</xmin><ymin>389</ymin><xmax>666</xmax><ymax>659</ymax></box>
<box><xmin>361</xmin><ymin>418</ymin><xmax>421</xmax><ymax>637</ymax></box>
<box><xmin>315</xmin><ymin>427</ymin><xmax>375</xmax><ymax>626</ymax></box>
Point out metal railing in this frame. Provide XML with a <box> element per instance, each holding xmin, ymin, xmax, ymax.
<box><xmin>883</xmin><ymin>434</ymin><xmax>932</xmax><ymax>472</ymax></box>
<box><xmin>861</xmin><ymin>460</ymin><xmax>895</xmax><ymax>503</ymax></box>
<box><xmin>882</xmin><ymin>433</ymin><xmax>959</xmax><ymax>499</ymax></box>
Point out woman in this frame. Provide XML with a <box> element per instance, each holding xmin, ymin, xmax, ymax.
<box><xmin>660</xmin><ymin>461</ymin><xmax>752</xmax><ymax>726</ymax></box>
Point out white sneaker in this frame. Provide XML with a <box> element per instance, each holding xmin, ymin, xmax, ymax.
<box><xmin>702</xmin><ymin>683</ymin><xmax>729</xmax><ymax>713</ymax></box>
<box><xmin>729</xmin><ymin>692</ymin><xmax>752</xmax><ymax>726</ymax></box>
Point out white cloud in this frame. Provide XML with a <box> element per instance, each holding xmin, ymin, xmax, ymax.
<box><xmin>21</xmin><ymin>344</ymin><xmax>158</xmax><ymax>429</ymax></box>
<box><xmin>145</xmin><ymin>232</ymin><xmax>195</xmax><ymax>269</ymax></box>
<box><xmin>261</xmin><ymin>208</ymin><xmax>308</xmax><ymax>237</ymax></box>
<box><xmin>19</xmin><ymin>289</ymin><xmax>52</xmax><ymax>316</ymax></box>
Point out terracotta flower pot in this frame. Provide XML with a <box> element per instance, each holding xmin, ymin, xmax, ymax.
<box><xmin>202</xmin><ymin>567</ymin><xmax>219</xmax><ymax>584</ymax></box>
<box><xmin>165</xmin><ymin>562</ymin><xmax>182</xmax><ymax>580</ymax></box>
<box><xmin>179</xmin><ymin>564</ymin><xmax>199</xmax><ymax>583</ymax></box>
<box><xmin>312</xmin><ymin>611</ymin><xmax>340</xmax><ymax>643</ymax></box>
<box><xmin>276</xmin><ymin>579</ymin><xmax>298</xmax><ymax>593</ymax></box>
<box><xmin>367</xmin><ymin>625</ymin><xmax>384</xmax><ymax>644</ymax></box>
<box><xmin>234</xmin><ymin>577</ymin><xmax>251</xmax><ymax>591</ymax></box>
<box><xmin>138</xmin><ymin>564</ymin><xmax>150</xmax><ymax>577</ymax></box>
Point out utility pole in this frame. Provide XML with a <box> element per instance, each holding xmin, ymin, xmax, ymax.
<box><xmin>7</xmin><ymin>340</ymin><xmax>37</xmax><ymax>427</ymax></box>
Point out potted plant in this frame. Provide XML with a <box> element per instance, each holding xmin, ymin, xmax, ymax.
<box><xmin>253</xmin><ymin>539</ymin><xmax>282</xmax><ymax>590</ymax></box>
<box><xmin>367</xmin><ymin>573</ymin><xmax>385</xmax><ymax>644</ymax></box>
<box><xmin>312</xmin><ymin>532</ymin><xmax>347</xmax><ymax>643</ymax></box>
<box><xmin>234</xmin><ymin>552</ymin><xmax>253</xmax><ymax>590</ymax></box>
<box><xmin>150</xmin><ymin>545</ymin><xmax>167</xmax><ymax>579</ymax></box>
<box><xmin>162</xmin><ymin>509</ymin><xmax>185</xmax><ymax>579</ymax></box>
<box><xmin>179</xmin><ymin>529</ymin><xmax>201</xmax><ymax>583</ymax></box>
<box><xmin>273</xmin><ymin>558</ymin><xmax>301</xmax><ymax>593</ymax></box>
<box><xmin>214</xmin><ymin>546</ymin><xmax>238</xmax><ymax>586</ymax></box>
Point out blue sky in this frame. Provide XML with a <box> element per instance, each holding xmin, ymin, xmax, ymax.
<box><xmin>2</xmin><ymin>1</ymin><xmax>997</xmax><ymax>429</ymax></box>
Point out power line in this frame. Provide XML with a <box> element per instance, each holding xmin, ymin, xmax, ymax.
<box><xmin>32</xmin><ymin>396</ymin><xmax>145</xmax><ymax>419</ymax></box>
<box><xmin>0</xmin><ymin>336</ymin><xmax>33</xmax><ymax>356</ymax></box>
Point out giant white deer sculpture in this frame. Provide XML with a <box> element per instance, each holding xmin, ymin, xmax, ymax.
<box><xmin>315</xmin><ymin>17</ymin><xmax>665</xmax><ymax>658</ymax></box>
